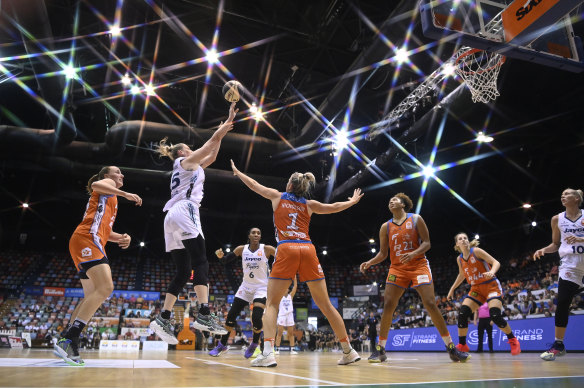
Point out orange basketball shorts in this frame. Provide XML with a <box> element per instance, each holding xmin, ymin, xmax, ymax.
<box><xmin>386</xmin><ymin>262</ymin><xmax>433</xmax><ymax>289</ymax></box>
<box><xmin>69</xmin><ymin>232</ymin><xmax>107</xmax><ymax>272</ymax></box>
<box><xmin>465</xmin><ymin>279</ymin><xmax>503</xmax><ymax>305</ymax></box>
<box><xmin>270</xmin><ymin>242</ymin><xmax>324</xmax><ymax>282</ymax></box>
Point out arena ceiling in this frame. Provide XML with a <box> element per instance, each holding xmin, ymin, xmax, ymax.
<box><xmin>1</xmin><ymin>0</ymin><xmax>583</xmax><ymax>264</ymax></box>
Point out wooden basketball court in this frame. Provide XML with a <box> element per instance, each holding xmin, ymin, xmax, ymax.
<box><xmin>1</xmin><ymin>348</ymin><xmax>583</xmax><ymax>387</ymax></box>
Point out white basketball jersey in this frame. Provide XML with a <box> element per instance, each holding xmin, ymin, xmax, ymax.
<box><xmin>558</xmin><ymin>211</ymin><xmax>584</xmax><ymax>258</ymax></box>
<box><xmin>163</xmin><ymin>157</ymin><xmax>205</xmax><ymax>212</ymax></box>
<box><xmin>241</xmin><ymin>244</ymin><xmax>269</xmax><ymax>286</ymax></box>
<box><xmin>279</xmin><ymin>294</ymin><xmax>293</xmax><ymax>315</ymax></box>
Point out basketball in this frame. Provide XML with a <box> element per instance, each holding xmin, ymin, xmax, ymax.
<box><xmin>222</xmin><ymin>80</ymin><xmax>242</xmax><ymax>102</ymax></box>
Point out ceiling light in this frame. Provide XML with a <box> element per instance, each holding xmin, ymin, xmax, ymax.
<box><xmin>522</xmin><ymin>203</ymin><xmax>532</xmax><ymax>209</ymax></box>
<box><xmin>145</xmin><ymin>83</ymin><xmax>156</xmax><ymax>96</ymax></box>
<box><xmin>369</xmin><ymin>238</ymin><xmax>375</xmax><ymax>244</ymax></box>
<box><xmin>225</xmin><ymin>247</ymin><xmax>231</xmax><ymax>253</ymax></box>
<box><xmin>442</xmin><ymin>62</ymin><xmax>456</xmax><ymax>76</ymax></box>
<box><xmin>249</xmin><ymin>102</ymin><xmax>258</xmax><ymax>114</ymax></box>
<box><xmin>371</xmin><ymin>248</ymin><xmax>376</xmax><ymax>253</ymax></box>
<box><xmin>474</xmin><ymin>234</ymin><xmax>480</xmax><ymax>240</ymax></box>
<box><xmin>422</xmin><ymin>165</ymin><xmax>435</xmax><ymax>178</ymax></box>
<box><xmin>395</xmin><ymin>47</ymin><xmax>409</xmax><ymax>64</ymax></box>
<box><xmin>139</xmin><ymin>242</ymin><xmax>145</xmax><ymax>247</ymax></box>
<box><xmin>130</xmin><ymin>85</ymin><xmax>140</xmax><ymax>95</ymax></box>
<box><xmin>109</xmin><ymin>25</ymin><xmax>122</xmax><ymax>37</ymax></box>
<box><xmin>322</xmin><ymin>249</ymin><xmax>327</xmax><ymax>255</ymax></box>
<box><xmin>206</xmin><ymin>49</ymin><xmax>219</xmax><ymax>64</ymax></box>
<box><xmin>333</xmin><ymin>130</ymin><xmax>349</xmax><ymax>153</ymax></box>
<box><xmin>121</xmin><ymin>73</ymin><xmax>131</xmax><ymax>86</ymax></box>
<box><xmin>63</xmin><ymin>65</ymin><xmax>77</xmax><ymax>80</ymax></box>
<box><xmin>477</xmin><ymin>131</ymin><xmax>494</xmax><ymax>143</ymax></box>
<box><xmin>22</xmin><ymin>203</ymin><xmax>29</xmax><ymax>208</ymax></box>
<box><xmin>531</xmin><ymin>221</ymin><xmax>537</xmax><ymax>227</ymax></box>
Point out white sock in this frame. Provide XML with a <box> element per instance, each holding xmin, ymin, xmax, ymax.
<box><xmin>264</xmin><ymin>339</ymin><xmax>274</xmax><ymax>355</ymax></box>
<box><xmin>442</xmin><ymin>335</ymin><xmax>452</xmax><ymax>346</ymax></box>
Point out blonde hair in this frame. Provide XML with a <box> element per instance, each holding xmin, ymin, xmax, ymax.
<box><xmin>155</xmin><ymin>137</ymin><xmax>187</xmax><ymax>161</ymax></box>
<box><xmin>288</xmin><ymin>172</ymin><xmax>316</xmax><ymax>197</ymax></box>
<box><xmin>87</xmin><ymin>166</ymin><xmax>112</xmax><ymax>194</ymax></box>
<box><xmin>565</xmin><ymin>188</ymin><xmax>583</xmax><ymax>206</ymax></box>
<box><xmin>394</xmin><ymin>192</ymin><xmax>413</xmax><ymax>212</ymax></box>
<box><xmin>453</xmin><ymin>232</ymin><xmax>480</xmax><ymax>253</ymax></box>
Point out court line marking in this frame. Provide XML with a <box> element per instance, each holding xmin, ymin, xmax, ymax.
<box><xmin>341</xmin><ymin>374</ymin><xmax>584</xmax><ymax>386</ymax></box>
<box><xmin>185</xmin><ymin>357</ymin><xmax>346</xmax><ymax>386</ymax></box>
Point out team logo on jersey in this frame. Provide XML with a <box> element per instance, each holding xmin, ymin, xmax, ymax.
<box><xmin>258</xmin><ymin>251</ymin><xmax>263</xmax><ymax>256</ymax></box>
<box><xmin>387</xmin><ymin>274</ymin><xmax>397</xmax><ymax>282</ymax></box>
<box><xmin>406</xmin><ymin>221</ymin><xmax>412</xmax><ymax>229</ymax></box>
<box><xmin>470</xmin><ymin>291</ymin><xmax>478</xmax><ymax>297</ymax></box>
<box><xmin>470</xmin><ymin>257</ymin><xmax>476</xmax><ymax>264</ymax></box>
<box><xmin>97</xmin><ymin>205</ymin><xmax>103</xmax><ymax>213</ymax></box>
<box><xmin>81</xmin><ymin>247</ymin><xmax>92</xmax><ymax>257</ymax></box>
<box><xmin>417</xmin><ymin>274</ymin><xmax>429</xmax><ymax>284</ymax></box>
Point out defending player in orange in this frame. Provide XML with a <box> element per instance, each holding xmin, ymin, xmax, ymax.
<box><xmin>231</xmin><ymin>160</ymin><xmax>363</xmax><ymax>367</ymax></box>
<box><xmin>360</xmin><ymin>193</ymin><xmax>470</xmax><ymax>363</ymax></box>
<box><xmin>447</xmin><ymin>233</ymin><xmax>521</xmax><ymax>355</ymax></box>
<box><xmin>54</xmin><ymin>166</ymin><xmax>142</xmax><ymax>366</ymax></box>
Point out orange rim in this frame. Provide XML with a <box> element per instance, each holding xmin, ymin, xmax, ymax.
<box><xmin>455</xmin><ymin>48</ymin><xmax>506</xmax><ymax>75</ymax></box>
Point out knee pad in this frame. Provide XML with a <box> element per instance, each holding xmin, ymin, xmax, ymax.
<box><xmin>457</xmin><ymin>305</ymin><xmax>473</xmax><ymax>329</ymax></box>
<box><xmin>489</xmin><ymin>307</ymin><xmax>507</xmax><ymax>328</ymax></box>
<box><xmin>252</xmin><ymin>306</ymin><xmax>264</xmax><ymax>333</ymax></box>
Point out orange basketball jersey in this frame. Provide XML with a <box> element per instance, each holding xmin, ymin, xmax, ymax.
<box><xmin>274</xmin><ymin>192</ymin><xmax>311</xmax><ymax>243</ymax></box>
<box><xmin>74</xmin><ymin>191</ymin><xmax>118</xmax><ymax>250</ymax></box>
<box><xmin>458</xmin><ymin>247</ymin><xmax>494</xmax><ymax>286</ymax></box>
<box><xmin>387</xmin><ymin>213</ymin><xmax>428</xmax><ymax>269</ymax></box>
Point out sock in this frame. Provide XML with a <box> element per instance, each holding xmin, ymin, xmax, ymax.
<box><xmin>379</xmin><ymin>337</ymin><xmax>387</xmax><ymax>348</ymax></box>
<box><xmin>505</xmin><ymin>332</ymin><xmax>515</xmax><ymax>340</ymax></box>
<box><xmin>459</xmin><ymin>336</ymin><xmax>467</xmax><ymax>345</ymax></box>
<box><xmin>220</xmin><ymin>333</ymin><xmax>229</xmax><ymax>346</ymax></box>
<box><xmin>339</xmin><ymin>336</ymin><xmax>351</xmax><ymax>353</ymax></box>
<box><xmin>161</xmin><ymin>309</ymin><xmax>171</xmax><ymax>320</ymax></box>
<box><xmin>555</xmin><ymin>337</ymin><xmax>564</xmax><ymax>343</ymax></box>
<box><xmin>441</xmin><ymin>335</ymin><xmax>452</xmax><ymax>346</ymax></box>
<box><xmin>252</xmin><ymin>331</ymin><xmax>261</xmax><ymax>344</ymax></box>
<box><xmin>199</xmin><ymin>303</ymin><xmax>210</xmax><ymax>316</ymax></box>
<box><xmin>66</xmin><ymin>319</ymin><xmax>87</xmax><ymax>339</ymax></box>
<box><xmin>264</xmin><ymin>338</ymin><xmax>274</xmax><ymax>355</ymax></box>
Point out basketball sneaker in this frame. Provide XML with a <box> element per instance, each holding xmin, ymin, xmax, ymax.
<box><xmin>368</xmin><ymin>345</ymin><xmax>387</xmax><ymax>363</ymax></box>
<box><xmin>53</xmin><ymin>338</ymin><xmax>85</xmax><ymax>366</ymax></box>
<box><xmin>274</xmin><ymin>347</ymin><xmax>280</xmax><ymax>355</ymax></box>
<box><xmin>509</xmin><ymin>338</ymin><xmax>521</xmax><ymax>356</ymax></box>
<box><xmin>540</xmin><ymin>341</ymin><xmax>566</xmax><ymax>361</ymax></box>
<box><xmin>338</xmin><ymin>348</ymin><xmax>361</xmax><ymax>365</ymax></box>
<box><xmin>456</xmin><ymin>343</ymin><xmax>470</xmax><ymax>353</ymax></box>
<box><xmin>193</xmin><ymin>313</ymin><xmax>228</xmax><ymax>335</ymax></box>
<box><xmin>290</xmin><ymin>349</ymin><xmax>299</xmax><ymax>355</ymax></box>
<box><xmin>209</xmin><ymin>343</ymin><xmax>229</xmax><ymax>357</ymax></box>
<box><xmin>447</xmin><ymin>342</ymin><xmax>471</xmax><ymax>362</ymax></box>
<box><xmin>244</xmin><ymin>343</ymin><xmax>259</xmax><ymax>359</ymax></box>
<box><xmin>251</xmin><ymin>352</ymin><xmax>277</xmax><ymax>367</ymax></box>
<box><xmin>149</xmin><ymin>316</ymin><xmax>178</xmax><ymax>345</ymax></box>
<box><xmin>252</xmin><ymin>345</ymin><xmax>262</xmax><ymax>358</ymax></box>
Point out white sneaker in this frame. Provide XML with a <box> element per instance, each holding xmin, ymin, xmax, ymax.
<box><xmin>290</xmin><ymin>349</ymin><xmax>298</xmax><ymax>355</ymax></box>
<box><xmin>338</xmin><ymin>349</ymin><xmax>360</xmax><ymax>365</ymax></box>
<box><xmin>251</xmin><ymin>352</ymin><xmax>277</xmax><ymax>367</ymax></box>
<box><xmin>274</xmin><ymin>349</ymin><xmax>280</xmax><ymax>355</ymax></box>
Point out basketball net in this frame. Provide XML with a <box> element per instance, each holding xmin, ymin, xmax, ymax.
<box><xmin>454</xmin><ymin>48</ymin><xmax>505</xmax><ymax>103</ymax></box>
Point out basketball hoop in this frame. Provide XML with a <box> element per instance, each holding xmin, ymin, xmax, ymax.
<box><xmin>454</xmin><ymin>48</ymin><xmax>505</xmax><ymax>103</ymax></box>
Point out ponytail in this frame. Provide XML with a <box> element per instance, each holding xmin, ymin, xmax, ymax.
<box><xmin>86</xmin><ymin>166</ymin><xmax>111</xmax><ymax>194</ymax></box>
<box><xmin>288</xmin><ymin>172</ymin><xmax>316</xmax><ymax>197</ymax></box>
<box><xmin>155</xmin><ymin>137</ymin><xmax>185</xmax><ymax>161</ymax></box>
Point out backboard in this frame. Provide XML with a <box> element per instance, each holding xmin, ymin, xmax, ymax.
<box><xmin>420</xmin><ymin>0</ymin><xmax>584</xmax><ymax>72</ymax></box>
